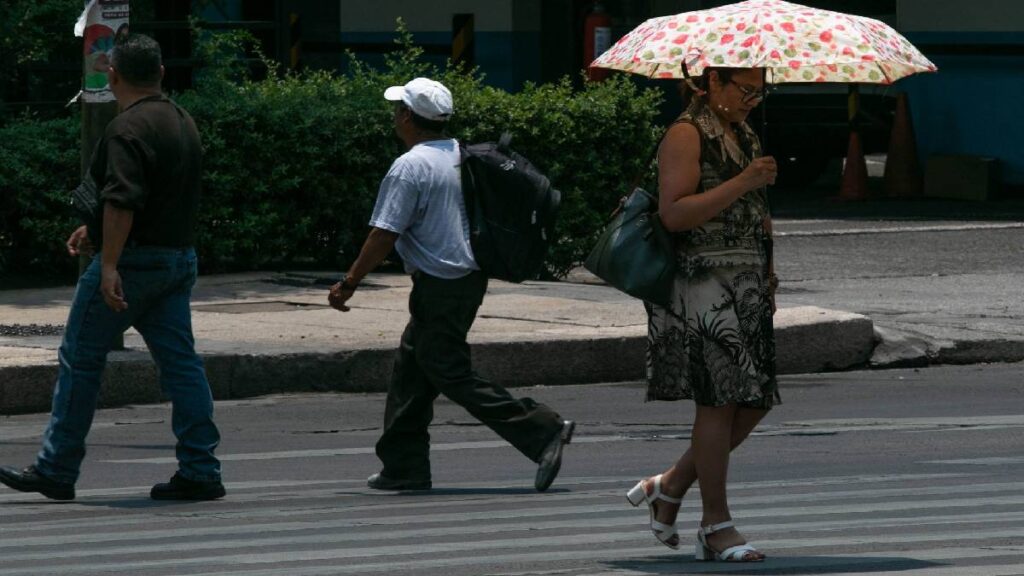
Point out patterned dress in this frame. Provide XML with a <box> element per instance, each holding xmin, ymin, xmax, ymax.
<box><xmin>645</xmin><ymin>100</ymin><xmax>780</xmax><ymax>409</ymax></box>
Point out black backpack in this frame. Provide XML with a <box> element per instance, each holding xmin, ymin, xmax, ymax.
<box><xmin>460</xmin><ymin>134</ymin><xmax>561</xmax><ymax>283</ymax></box>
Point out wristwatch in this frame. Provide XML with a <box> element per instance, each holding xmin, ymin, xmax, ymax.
<box><xmin>340</xmin><ymin>275</ymin><xmax>359</xmax><ymax>291</ymax></box>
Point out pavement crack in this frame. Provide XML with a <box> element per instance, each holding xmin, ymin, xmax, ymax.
<box><xmin>476</xmin><ymin>314</ymin><xmax>602</xmax><ymax>328</ymax></box>
<box><xmin>290</xmin><ymin>427</ymin><xmax>378</xmax><ymax>434</ymax></box>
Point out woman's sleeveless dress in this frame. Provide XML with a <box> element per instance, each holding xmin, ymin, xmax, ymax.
<box><xmin>645</xmin><ymin>101</ymin><xmax>780</xmax><ymax>409</ymax></box>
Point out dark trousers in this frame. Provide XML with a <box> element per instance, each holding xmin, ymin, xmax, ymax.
<box><xmin>374</xmin><ymin>270</ymin><xmax>563</xmax><ymax>480</ymax></box>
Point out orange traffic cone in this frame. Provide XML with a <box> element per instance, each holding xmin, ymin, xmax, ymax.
<box><xmin>839</xmin><ymin>129</ymin><xmax>869</xmax><ymax>201</ymax></box>
<box><xmin>884</xmin><ymin>92</ymin><xmax>923</xmax><ymax>197</ymax></box>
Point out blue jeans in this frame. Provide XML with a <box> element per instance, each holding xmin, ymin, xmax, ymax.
<box><xmin>36</xmin><ymin>247</ymin><xmax>221</xmax><ymax>484</ymax></box>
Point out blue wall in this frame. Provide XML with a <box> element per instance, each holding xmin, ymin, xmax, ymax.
<box><xmin>335</xmin><ymin>31</ymin><xmax>541</xmax><ymax>92</ymax></box>
<box><xmin>900</xmin><ymin>32</ymin><xmax>1024</xmax><ymax>186</ymax></box>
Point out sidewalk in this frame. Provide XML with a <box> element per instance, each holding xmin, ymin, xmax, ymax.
<box><xmin>0</xmin><ymin>271</ymin><xmax>874</xmax><ymax>414</ymax></box>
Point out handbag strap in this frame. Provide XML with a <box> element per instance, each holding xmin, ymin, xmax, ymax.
<box><xmin>610</xmin><ymin>119</ymin><xmax>690</xmax><ymax>220</ymax></box>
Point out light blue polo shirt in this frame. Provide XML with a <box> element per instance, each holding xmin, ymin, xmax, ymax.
<box><xmin>369</xmin><ymin>139</ymin><xmax>479</xmax><ymax>279</ymax></box>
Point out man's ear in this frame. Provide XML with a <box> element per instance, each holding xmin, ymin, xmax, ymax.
<box><xmin>159</xmin><ymin>65</ymin><xmax>165</xmax><ymax>83</ymax></box>
<box><xmin>107</xmin><ymin>66</ymin><xmax>118</xmax><ymax>88</ymax></box>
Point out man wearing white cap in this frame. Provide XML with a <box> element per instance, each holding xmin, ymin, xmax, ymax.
<box><xmin>328</xmin><ymin>78</ymin><xmax>574</xmax><ymax>492</ymax></box>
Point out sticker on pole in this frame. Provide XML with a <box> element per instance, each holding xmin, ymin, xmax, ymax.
<box><xmin>75</xmin><ymin>0</ymin><xmax>130</xmax><ymax>103</ymax></box>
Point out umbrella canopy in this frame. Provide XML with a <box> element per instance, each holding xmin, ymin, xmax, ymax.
<box><xmin>590</xmin><ymin>0</ymin><xmax>936</xmax><ymax>84</ymax></box>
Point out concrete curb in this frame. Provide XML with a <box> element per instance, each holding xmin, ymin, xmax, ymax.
<box><xmin>871</xmin><ymin>325</ymin><xmax>1024</xmax><ymax>369</ymax></box>
<box><xmin>0</xmin><ymin>306</ymin><xmax>875</xmax><ymax>415</ymax></box>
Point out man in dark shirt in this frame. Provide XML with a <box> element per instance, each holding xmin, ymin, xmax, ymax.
<box><xmin>0</xmin><ymin>34</ymin><xmax>224</xmax><ymax>501</ymax></box>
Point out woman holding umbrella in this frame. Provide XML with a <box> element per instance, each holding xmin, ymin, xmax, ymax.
<box><xmin>625</xmin><ymin>66</ymin><xmax>778</xmax><ymax>563</ymax></box>
<box><xmin>592</xmin><ymin>0</ymin><xmax>936</xmax><ymax>562</ymax></box>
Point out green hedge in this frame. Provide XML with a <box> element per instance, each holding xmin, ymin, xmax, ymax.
<box><xmin>0</xmin><ymin>30</ymin><xmax>661</xmax><ymax>280</ymax></box>
<box><xmin>0</xmin><ymin>114</ymin><xmax>80</xmax><ymax>277</ymax></box>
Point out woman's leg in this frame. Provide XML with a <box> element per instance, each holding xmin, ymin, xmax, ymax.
<box><xmin>651</xmin><ymin>405</ymin><xmax>767</xmax><ymax>527</ymax></box>
<box><xmin>691</xmin><ymin>404</ymin><xmax>768</xmax><ymax>558</ymax></box>
<box><xmin>640</xmin><ymin>404</ymin><xmax>769</xmax><ymax>549</ymax></box>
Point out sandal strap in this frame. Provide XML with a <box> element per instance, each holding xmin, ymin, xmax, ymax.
<box><xmin>650</xmin><ymin>519</ymin><xmax>678</xmax><ymax>536</ymax></box>
<box><xmin>719</xmin><ymin>544</ymin><xmax>759</xmax><ymax>561</ymax></box>
<box><xmin>651</xmin><ymin>475</ymin><xmax>682</xmax><ymax>504</ymax></box>
<box><xmin>699</xmin><ymin>520</ymin><xmax>734</xmax><ymax>536</ymax></box>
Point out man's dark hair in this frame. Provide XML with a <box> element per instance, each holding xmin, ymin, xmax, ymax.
<box><xmin>398</xmin><ymin>103</ymin><xmax>448</xmax><ymax>134</ymax></box>
<box><xmin>111</xmin><ymin>34</ymin><xmax>163</xmax><ymax>87</ymax></box>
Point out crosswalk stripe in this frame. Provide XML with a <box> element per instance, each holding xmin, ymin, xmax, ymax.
<box><xmin>3</xmin><ymin>507</ymin><xmax>1024</xmax><ymax>563</ymax></box>
<box><xmin>99</xmin><ymin>415</ymin><xmax>1024</xmax><ymax>464</ymax></box>
<box><xmin>0</xmin><ymin>471</ymin><xmax>972</xmax><ymax>505</ymax></box>
<box><xmin>3</xmin><ymin>527</ymin><xmax>1022</xmax><ymax>576</ymax></box>
<box><xmin>1</xmin><ymin>479</ymin><xmax>1021</xmax><ymax>544</ymax></box>
<box><xmin>0</xmin><ymin>472</ymin><xmax>975</xmax><ymax>529</ymax></box>
<box><xmin>1</xmin><ymin>473</ymin><xmax>1020</xmax><ymax>576</ymax></box>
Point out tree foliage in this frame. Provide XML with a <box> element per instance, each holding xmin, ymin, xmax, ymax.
<box><xmin>0</xmin><ymin>21</ymin><xmax>663</xmax><ymax>280</ymax></box>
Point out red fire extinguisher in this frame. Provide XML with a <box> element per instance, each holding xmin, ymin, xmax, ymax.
<box><xmin>583</xmin><ymin>1</ymin><xmax>612</xmax><ymax>81</ymax></box>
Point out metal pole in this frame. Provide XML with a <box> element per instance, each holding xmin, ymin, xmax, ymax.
<box><xmin>80</xmin><ymin>0</ymin><xmax>125</xmax><ymax>350</ymax></box>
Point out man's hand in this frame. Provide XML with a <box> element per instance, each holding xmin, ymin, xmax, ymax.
<box><xmin>101</xmin><ymin>267</ymin><xmax>128</xmax><ymax>312</ymax></box>
<box><xmin>66</xmin><ymin>226</ymin><xmax>94</xmax><ymax>257</ymax></box>
<box><xmin>328</xmin><ymin>281</ymin><xmax>356</xmax><ymax>312</ymax></box>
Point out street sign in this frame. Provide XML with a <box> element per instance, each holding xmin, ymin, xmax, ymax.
<box><xmin>74</xmin><ymin>0</ymin><xmax>130</xmax><ymax>103</ymax></box>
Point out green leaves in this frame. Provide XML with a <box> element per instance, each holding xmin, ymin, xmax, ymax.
<box><xmin>1</xmin><ymin>17</ymin><xmax>662</xmax><ymax>280</ymax></box>
<box><xmin>0</xmin><ymin>113</ymin><xmax>80</xmax><ymax>278</ymax></box>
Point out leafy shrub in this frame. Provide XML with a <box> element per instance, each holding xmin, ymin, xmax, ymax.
<box><xmin>0</xmin><ymin>24</ymin><xmax>662</xmax><ymax>280</ymax></box>
<box><xmin>0</xmin><ymin>114</ymin><xmax>80</xmax><ymax>277</ymax></box>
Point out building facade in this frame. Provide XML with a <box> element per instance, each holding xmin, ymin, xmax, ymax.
<box><xmin>201</xmin><ymin>0</ymin><xmax>1022</xmax><ymax>190</ymax></box>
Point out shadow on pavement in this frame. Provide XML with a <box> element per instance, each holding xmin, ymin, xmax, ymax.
<box><xmin>335</xmin><ymin>487</ymin><xmax>558</xmax><ymax>497</ymax></box>
<box><xmin>603</xmin><ymin>555</ymin><xmax>943</xmax><ymax>574</ymax></box>
<box><xmin>74</xmin><ymin>498</ymin><xmax>202</xmax><ymax>509</ymax></box>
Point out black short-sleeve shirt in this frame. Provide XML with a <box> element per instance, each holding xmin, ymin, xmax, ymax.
<box><xmin>89</xmin><ymin>94</ymin><xmax>202</xmax><ymax>247</ymax></box>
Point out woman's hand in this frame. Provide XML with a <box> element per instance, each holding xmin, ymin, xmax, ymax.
<box><xmin>739</xmin><ymin>156</ymin><xmax>778</xmax><ymax>191</ymax></box>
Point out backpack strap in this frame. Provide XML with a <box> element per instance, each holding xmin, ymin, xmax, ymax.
<box><xmin>497</xmin><ymin>132</ymin><xmax>513</xmax><ymax>152</ymax></box>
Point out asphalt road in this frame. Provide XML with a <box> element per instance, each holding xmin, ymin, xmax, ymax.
<box><xmin>771</xmin><ymin>217</ymin><xmax>1024</xmax><ymax>349</ymax></box>
<box><xmin>2</xmin><ymin>363</ymin><xmax>1023</xmax><ymax>575</ymax></box>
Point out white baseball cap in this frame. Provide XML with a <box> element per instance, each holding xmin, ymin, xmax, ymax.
<box><xmin>384</xmin><ymin>78</ymin><xmax>453</xmax><ymax>121</ymax></box>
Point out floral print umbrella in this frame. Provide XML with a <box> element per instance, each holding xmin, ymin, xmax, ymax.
<box><xmin>590</xmin><ymin>0</ymin><xmax>936</xmax><ymax>84</ymax></box>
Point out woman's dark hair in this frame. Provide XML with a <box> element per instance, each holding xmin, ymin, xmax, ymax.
<box><xmin>398</xmin><ymin>103</ymin><xmax>449</xmax><ymax>134</ymax></box>
<box><xmin>111</xmin><ymin>33</ymin><xmax>162</xmax><ymax>87</ymax></box>
<box><xmin>679</xmin><ymin>67</ymin><xmax>765</xmax><ymax>109</ymax></box>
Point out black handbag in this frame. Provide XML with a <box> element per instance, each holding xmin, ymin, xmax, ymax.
<box><xmin>583</xmin><ymin>122</ymin><xmax>683</xmax><ymax>306</ymax></box>
<box><xmin>584</xmin><ymin>187</ymin><xmax>676</xmax><ymax>306</ymax></box>
<box><xmin>69</xmin><ymin>173</ymin><xmax>100</xmax><ymax>225</ymax></box>
<box><xmin>69</xmin><ymin>171</ymin><xmax>103</xmax><ymax>247</ymax></box>
<box><xmin>70</xmin><ymin>136</ymin><xmax>104</xmax><ymax>245</ymax></box>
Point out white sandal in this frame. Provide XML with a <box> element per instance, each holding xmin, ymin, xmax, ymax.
<box><xmin>626</xmin><ymin>474</ymin><xmax>682</xmax><ymax>549</ymax></box>
<box><xmin>695</xmin><ymin>520</ymin><xmax>764</xmax><ymax>562</ymax></box>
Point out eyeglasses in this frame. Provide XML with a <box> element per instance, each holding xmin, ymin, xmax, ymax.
<box><xmin>729</xmin><ymin>81</ymin><xmax>769</xmax><ymax>104</ymax></box>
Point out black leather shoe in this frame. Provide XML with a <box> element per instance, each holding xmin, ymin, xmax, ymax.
<box><xmin>535</xmin><ymin>420</ymin><xmax>575</xmax><ymax>492</ymax></box>
<box><xmin>367</xmin><ymin>472</ymin><xmax>432</xmax><ymax>491</ymax></box>
<box><xmin>0</xmin><ymin>465</ymin><xmax>75</xmax><ymax>501</ymax></box>
<box><xmin>150</xmin><ymin>472</ymin><xmax>225</xmax><ymax>501</ymax></box>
